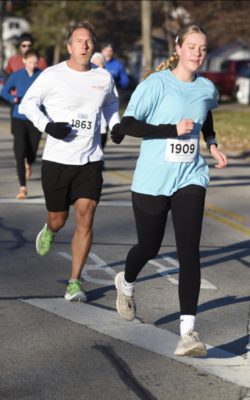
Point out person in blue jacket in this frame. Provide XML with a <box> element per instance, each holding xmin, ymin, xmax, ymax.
<box><xmin>1</xmin><ymin>49</ymin><xmax>42</xmax><ymax>199</ymax></box>
<box><xmin>101</xmin><ymin>43</ymin><xmax>129</xmax><ymax>90</ymax></box>
<box><xmin>111</xmin><ymin>25</ymin><xmax>227</xmax><ymax>357</ymax></box>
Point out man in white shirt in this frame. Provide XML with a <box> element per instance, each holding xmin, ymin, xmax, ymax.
<box><xmin>20</xmin><ymin>22</ymin><xmax>120</xmax><ymax>301</ymax></box>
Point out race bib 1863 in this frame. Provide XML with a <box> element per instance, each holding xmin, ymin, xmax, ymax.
<box><xmin>68</xmin><ymin>108</ymin><xmax>96</xmax><ymax>137</ymax></box>
<box><xmin>165</xmin><ymin>137</ymin><xmax>198</xmax><ymax>162</ymax></box>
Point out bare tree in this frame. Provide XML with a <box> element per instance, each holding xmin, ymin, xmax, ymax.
<box><xmin>141</xmin><ymin>0</ymin><xmax>152</xmax><ymax>79</ymax></box>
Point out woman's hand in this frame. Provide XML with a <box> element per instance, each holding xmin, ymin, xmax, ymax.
<box><xmin>210</xmin><ymin>144</ymin><xmax>227</xmax><ymax>168</ymax></box>
<box><xmin>176</xmin><ymin>119</ymin><xmax>194</xmax><ymax>135</ymax></box>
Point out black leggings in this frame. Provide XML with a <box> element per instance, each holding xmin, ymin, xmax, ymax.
<box><xmin>12</xmin><ymin>118</ymin><xmax>42</xmax><ymax>186</ymax></box>
<box><xmin>125</xmin><ymin>185</ymin><xmax>206</xmax><ymax>315</ymax></box>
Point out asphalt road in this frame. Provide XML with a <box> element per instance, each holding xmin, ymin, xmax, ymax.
<box><xmin>0</xmin><ymin>106</ymin><xmax>250</xmax><ymax>400</ymax></box>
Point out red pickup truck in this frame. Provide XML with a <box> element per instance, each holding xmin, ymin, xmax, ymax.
<box><xmin>201</xmin><ymin>59</ymin><xmax>250</xmax><ymax>98</ymax></box>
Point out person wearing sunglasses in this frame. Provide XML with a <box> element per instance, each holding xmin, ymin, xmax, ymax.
<box><xmin>5</xmin><ymin>34</ymin><xmax>47</xmax><ymax>75</ymax></box>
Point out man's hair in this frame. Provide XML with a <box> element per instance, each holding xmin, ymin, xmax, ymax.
<box><xmin>19</xmin><ymin>33</ymin><xmax>33</xmax><ymax>46</ymax></box>
<box><xmin>67</xmin><ymin>21</ymin><xmax>97</xmax><ymax>45</ymax></box>
<box><xmin>101</xmin><ymin>42</ymin><xmax>113</xmax><ymax>50</ymax></box>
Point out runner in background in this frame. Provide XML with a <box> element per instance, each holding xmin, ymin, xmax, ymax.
<box><xmin>1</xmin><ymin>49</ymin><xmax>43</xmax><ymax>199</ymax></box>
<box><xmin>101</xmin><ymin>43</ymin><xmax>129</xmax><ymax>90</ymax></box>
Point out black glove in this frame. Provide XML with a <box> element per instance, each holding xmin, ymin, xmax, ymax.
<box><xmin>45</xmin><ymin>122</ymin><xmax>71</xmax><ymax>140</ymax></box>
<box><xmin>110</xmin><ymin>123</ymin><xmax>125</xmax><ymax>144</ymax></box>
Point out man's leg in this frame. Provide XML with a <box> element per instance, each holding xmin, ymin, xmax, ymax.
<box><xmin>47</xmin><ymin>210</ymin><xmax>68</xmax><ymax>232</ymax></box>
<box><xmin>36</xmin><ymin>210</ymin><xmax>68</xmax><ymax>256</ymax></box>
<box><xmin>70</xmin><ymin>197</ymin><xmax>97</xmax><ymax>280</ymax></box>
<box><xmin>64</xmin><ymin>198</ymin><xmax>97</xmax><ymax>302</ymax></box>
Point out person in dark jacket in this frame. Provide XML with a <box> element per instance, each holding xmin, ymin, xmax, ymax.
<box><xmin>1</xmin><ymin>49</ymin><xmax>42</xmax><ymax>199</ymax></box>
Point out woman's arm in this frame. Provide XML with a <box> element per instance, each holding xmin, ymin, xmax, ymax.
<box><xmin>201</xmin><ymin>110</ymin><xmax>218</xmax><ymax>150</ymax></box>
<box><xmin>111</xmin><ymin>116</ymin><xmax>194</xmax><ymax>143</ymax></box>
<box><xmin>0</xmin><ymin>74</ymin><xmax>16</xmax><ymax>104</ymax></box>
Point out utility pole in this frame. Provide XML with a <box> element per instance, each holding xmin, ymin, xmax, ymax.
<box><xmin>0</xmin><ymin>0</ymin><xmax>4</xmax><ymax>70</ymax></box>
<box><xmin>141</xmin><ymin>0</ymin><xmax>152</xmax><ymax>80</ymax></box>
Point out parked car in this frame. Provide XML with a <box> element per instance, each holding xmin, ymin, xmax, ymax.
<box><xmin>201</xmin><ymin>59</ymin><xmax>250</xmax><ymax>100</ymax></box>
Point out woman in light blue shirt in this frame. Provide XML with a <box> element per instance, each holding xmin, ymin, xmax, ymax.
<box><xmin>112</xmin><ymin>25</ymin><xmax>227</xmax><ymax>357</ymax></box>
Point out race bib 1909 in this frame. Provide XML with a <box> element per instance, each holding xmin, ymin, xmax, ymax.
<box><xmin>165</xmin><ymin>137</ymin><xmax>198</xmax><ymax>162</ymax></box>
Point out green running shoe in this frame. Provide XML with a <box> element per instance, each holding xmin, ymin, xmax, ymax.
<box><xmin>64</xmin><ymin>279</ymin><xmax>87</xmax><ymax>302</ymax></box>
<box><xmin>36</xmin><ymin>223</ymin><xmax>56</xmax><ymax>256</ymax></box>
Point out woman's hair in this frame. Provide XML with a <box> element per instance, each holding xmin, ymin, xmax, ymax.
<box><xmin>23</xmin><ymin>49</ymin><xmax>39</xmax><ymax>59</ymax></box>
<box><xmin>155</xmin><ymin>24</ymin><xmax>207</xmax><ymax>72</ymax></box>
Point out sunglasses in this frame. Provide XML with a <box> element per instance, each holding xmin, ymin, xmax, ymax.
<box><xmin>21</xmin><ymin>43</ymin><xmax>32</xmax><ymax>48</ymax></box>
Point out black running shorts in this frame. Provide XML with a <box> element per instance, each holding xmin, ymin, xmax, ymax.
<box><xmin>41</xmin><ymin>160</ymin><xmax>103</xmax><ymax>212</ymax></box>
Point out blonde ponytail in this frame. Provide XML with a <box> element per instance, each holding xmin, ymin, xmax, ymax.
<box><xmin>155</xmin><ymin>52</ymin><xmax>179</xmax><ymax>72</ymax></box>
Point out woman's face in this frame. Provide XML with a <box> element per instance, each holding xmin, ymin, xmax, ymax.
<box><xmin>24</xmin><ymin>55</ymin><xmax>38</xmax><ymax>73</ymax></box>
<box><xmin>176</xmin><ymin>32</ymin><xmax>207</xmax><ymax>73</ymax></box>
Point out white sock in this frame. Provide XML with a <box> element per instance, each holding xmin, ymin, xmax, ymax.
<box><xmin>122</xmin><ymin>276</ymin><xmax>135</xmax><ymax>297</ymax></box>
<box><xmin>180</xmin><ymin>315</ymin><xmax>195</xmax><ymax>336</ymax></box>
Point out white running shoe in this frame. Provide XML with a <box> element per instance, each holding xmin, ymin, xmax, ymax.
<box><xmin>115</xmin><ymin>272</ymin><xmax>136</xmax><ymax>321</ymax></box>
<box><xmin>174</xmin><ymin>330</ymin><xmax>207</xmax><ymax>357</ymax></box>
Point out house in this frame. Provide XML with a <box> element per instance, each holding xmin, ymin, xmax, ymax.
<box><xmin>202</xmin><ymin>41</ymin><xmax>250</xmax><ymax>72</ymax></box>
<box><xmin>2</xmin><ymin>17</ymin><xmax>30</xmax><ymax>68</ymax></box>
<box><xmin>127</xmin><ymin>36</ymin><xmax>169</xmax><ymax>85</ymax></box>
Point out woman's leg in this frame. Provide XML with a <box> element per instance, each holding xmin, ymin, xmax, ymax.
<box><xmin>171</xmin><ymin>185</ymin><xmax>207</xmax><ymax>356</ymax></box>
<box><xmin>12</xmin><ymin>118</ymin><xmax>27</xmax><ymax>187</ymax></box>
<box><xmin>171</xmin><ymin>185</ymin><xmax>206</xmax><ymax>316</ymax></box>
<box><xmin>125</xmin><ymin>191</ymin><xmax>170</xmax><ymax>283</ymax></box>
<box><xmin>26</xmin><ymin>120</ymin><xmax>42</xmax><ymax>165</ymax></box>
<box><xmin>115</xmin><ymin>191</ymin><xmax>170</xmax><ymax>321</ymax></box>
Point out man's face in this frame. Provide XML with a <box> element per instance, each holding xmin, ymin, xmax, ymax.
<box><xmin>102</xmin><ymin>46</ymin><xmax>113</xmax><ymax>62</ymax></box>
<box><xmin>67</xmin><ymin>28</ymin><xmax>95</xmax><ymax>71</ymax></box>
<box><xmin>20</xmin><ymin>41</ymin><xmax>32</xmax><ymax>55</ymax></box>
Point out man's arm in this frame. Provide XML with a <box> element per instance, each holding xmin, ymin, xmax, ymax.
<box><xmin>102</xmin><ymin>79</ymin><xmax>120</xmax><ymax>130</ymax></box>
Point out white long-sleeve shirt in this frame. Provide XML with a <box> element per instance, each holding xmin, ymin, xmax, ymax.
<box><xmin>19</xmin><ymin>61</ymin><xmax>120</xmax><ymax>165</ymax></box>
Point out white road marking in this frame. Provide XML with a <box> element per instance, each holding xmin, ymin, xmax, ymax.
<box><xmin>21</xmin><ymin>297</ymin><xmax>250</xmax><ymax>389</ymax></box>
<box><xmin>58</xmin><ymin>251</ymin><xmax>217</xmax><ymax>290</ymax></box>
<box><xmin>242</xmin><ymin>389</ymin><xmax>250</xmax><ymax>400</ymax></box>
<box><xmin>59</xmin><ymin>251</ymin><xmax>116</xmax><ymax>286</ymax></box>
<box><xmin>0</xmin><ymin>198</ymin><xmax>132</xmax><ymax>206</ymax></box>
<box><xmin>149</xmin><ymin>258</ymin><xmax>217</xmax><ymax>289</ymax></box>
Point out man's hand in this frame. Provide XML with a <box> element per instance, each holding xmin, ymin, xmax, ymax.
<box><xmin>110</xmin><ymin>123</ymin><xmax>125</xmax><ymax>144</ymax></box>
<box><xmin>176</xmin><ymin>119</ymin><xmax>194</xmax><ymax>136</ymax></box>
<box><xmin>45</xmin><ymin>122</ymin><xmax>71</xmax><ymax>140</ymax></box>
<box><xmin>210</xmin><ymin>144</ymin><xmax>227</xmax><ymax>168</ymax></box>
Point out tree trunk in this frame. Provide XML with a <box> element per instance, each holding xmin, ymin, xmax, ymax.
<box><xmin>53</xmin><ymin>43</ymin><xmax>61</xmax><ymax>65</ymax></box>
<box><xmin>141</xmin><ymin>0</ymin><xmax>152</xmax><ymax>80</ymax></box>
